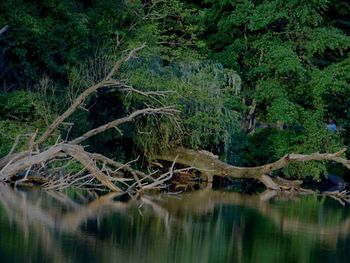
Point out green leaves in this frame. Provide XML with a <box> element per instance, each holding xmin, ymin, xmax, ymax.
<box><xmin>303</xmin><ymin>27</ymin><xmax>350</xmax><ymax>59</ymax></box>
<box><xmin>0</xmin><ymin>90</ymin><xmax>39</xmax><ymax>121</ymax></box>
<box><xmin>0</xmin><ymin>90</ymin><xmax>56</xmax><ymax>157</ymax></box>
<box><xmin>120</xmin><ymin>56</ymin><xmax>243</xmax><ymax>163</ymax></box>
<box><xmin>1</xmin><ymin>0</ymin><xmax>349</xmax><ymax>179</ymax></box>
<box><xmin>248</xmin><ymin>1</ymin><xmax>287</xmax><ymax>31</ymax></box>
<box><xmin>267</xmin><ymin>99</ymin><xmax>301</xmax><ymax>124</ymax></box>
<box><xmin>197</xmin><ymin>0</ymin><xmax>350</xmax><ymax>178</ymax></box>
<box><xmin>0</xmin><ymin>0</ymin><xmax>140</xmax><ymax>86</ymax></box>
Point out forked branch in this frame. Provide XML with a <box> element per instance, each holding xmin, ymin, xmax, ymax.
<box><xmin>35</xmin><ymin>44</ymin><xmax>146</xmax><ymax>146</ymax></box>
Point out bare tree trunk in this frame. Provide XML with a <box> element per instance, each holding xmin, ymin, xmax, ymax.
<box><xmin>156</xmin><ymin>147</ymin><xmax>350</xmax><ymax>189</ymax></box>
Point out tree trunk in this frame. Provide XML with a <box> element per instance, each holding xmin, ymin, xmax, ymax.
<box><xmin>156</xmin><ymin>147</ymin><xmax>350</xmax><ymax>189</ymax></box>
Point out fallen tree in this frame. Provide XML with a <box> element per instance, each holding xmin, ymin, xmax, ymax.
<box><xmin>0</xmin><ymin>44</ymin><xmax>180</xmax><ymax>193</ymax></box>
<box><xmin>1</xmin><ymin>43</ymin><xmax>350</xmax><ymax>194</ymax></box>
<box><xmin>156</xmin><ymin>147</ymin><xmax>350</xmax><ymax>191</ymax></box>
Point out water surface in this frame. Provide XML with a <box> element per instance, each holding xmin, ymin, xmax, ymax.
<box><xmin>1</xmin><ymin>184</ymin><xmax>350</xmax><ymax>263</ymax></box>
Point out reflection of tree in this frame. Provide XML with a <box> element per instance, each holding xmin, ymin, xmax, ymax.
<box><xmin>155</xmin><ymin>189</ymin><xmax>350</xmax><ymax>262</ymax></box>
<box><xmin>160</xmin><ymin>189</ymin><xmax>350</xmax><ymax>244</ymax></box>
<box><xmin>1</xmin><ymin>185</ymin><xmax>350</xmax><ymax>262</ymax></box>
<box><xmin>0</xmin><ymin>184</ymin><xmax>69</xmax><ymax>263</ymax></box>
<box><xmin>0</xmin><ymin>184</ymin><xmax>135</xmax><ymax>262</ymax></box>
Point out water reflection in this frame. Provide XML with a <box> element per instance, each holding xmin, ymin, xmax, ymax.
<box><xmin>1</xmin><ymin>184</ymin><xmax>350</xmax><ymax>262</ymax></box>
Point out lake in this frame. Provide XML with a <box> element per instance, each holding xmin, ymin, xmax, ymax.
<box><xmin>1</xmin><ymin>183</ymin><xmax>350</xmax><ymax>262</ymax></box>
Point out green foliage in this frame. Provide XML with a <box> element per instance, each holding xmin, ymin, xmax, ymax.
<box><xmin>243</xmin><ymin>107</ymin><xmax>342</xmax><ymax>179</ymax></box>
<box><xmin>0</xmin><ymin>90</ymin><xmax>54</xmax><ymax>156</ymax></box>
<box><xmin>1</xmin><ymin>0</ymin><xmax>349</xmax><ymax>180</ymax></box>
<box><xmin>0</xmin><ymin>0</ymin><xmax>141</xmax><ymax>87</ymax></box>
<box><xmin>194</xmin><ymin>0</ymin><xmax>350</xmax><ymax>178</ymax></box>
<box><xmin>0</xmin><ymin>90</ymin><xmax>52</xmax><ymax>123</ymax></box>
<box><xmin>121</xmin><ymin>57</ymin><xmax>244</xmax><ymax>164</ymax></box>
<box><xmin>0</xmin><ymin>120</ymin><xmax>31</xmax><ymax>156</ymax></box>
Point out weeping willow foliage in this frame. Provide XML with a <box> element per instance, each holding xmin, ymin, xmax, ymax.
<box><xmin>121</xmin><ymin>57</ymin><xmax>245</xmax><ymax>164</ymax></box>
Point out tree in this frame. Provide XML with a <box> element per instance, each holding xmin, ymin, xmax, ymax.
<box><xmin>0</xmin><ymin>0</ymin><xmax>143</xmax><ymax>88</ymax></box>
<box><xmin>1</xmin><ymin>0</ymin><xmax>350</xmax><ymax>193</ymax></box>
<box><xmin>190</xmin><ymin>0</ymin><xmax>350</xmax><ymax>178</ymax></box>
<box><xmin>0</xmin><ymin>44</ymin><xmax>179</xmax><ymax>192</ymax></box>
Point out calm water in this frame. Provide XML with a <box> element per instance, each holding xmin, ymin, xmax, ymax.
<box><xmin>1</xmin><ymin>184</ymin><xmax>350</xmax><ymax>263</ymax></box>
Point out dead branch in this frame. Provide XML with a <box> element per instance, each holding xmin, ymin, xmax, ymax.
<box><xmin>0</xmin><ymin>145</ymin><xmax>64</xmax><ymax>180</ymax></box>
<box><xmin>70</xmin><ymin>107</ymin><xmax>177</xmax><ymax>144</ymax></box>
<box><xmin>105</xmin><ymin>43</ymin><xmax>146</xmax><ymax>80</ymax></box>
<box><xmin>156</xmin><ymin>147</ymin><xmax>350</xmax><ymax>189</ymax></box>
<box><xmin>90</xmin><ymin>153</ymin><xmax>147</xmax><ymax>177</ymax></box>
<box><xmin>61</xmin><ymin>144</ymin><xmax>121</xmax><ymax>191</ymax></box>
<box><xmin>6</xmin><ymin>135</ymin><xmax>21</xmax><ymax>156</ymax></box>
<box><xmin>35</xmin><ymin>43</ymin><xmax>146</xmax><ymax>146</ymax></box>
<box><xmin>260</xmin><ymin>175</ymin><xmax>280</xmax><ymax>190</ymax></box>
<box><xmin>0</xmin><ymin>144</ymin><xmax>120</xmax><ymax>191</ymax></box>
<box><xmin>0</xmin><ymin>25</ymin><xmax>8</xmax><ymax>35</ymax></box>
<box><xmin>0</xmin><ymin>42</ymin><xmax>177</xmax><ymax>193</ymax></box>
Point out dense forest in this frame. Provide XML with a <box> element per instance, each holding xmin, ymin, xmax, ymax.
<box><xmin>1</xmin><ymin>0</ymin><xmax>350</xmax><ymax>192</ymax></box>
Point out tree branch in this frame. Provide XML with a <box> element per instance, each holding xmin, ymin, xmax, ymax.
<box><xmin>70</xmin><ymin>107</ymin><xmax>177</xmax><ymax>144</ymax></box>
<box><xmin>0</xmin><ymin>25</ymin><xmax>8</xmax><ymax>35</ymax></box>
<box><xmin>106</xmin><ymin>43</ymin><xmax>146</xmax><ymax>80</ymax></box>
<box><xmin>156</xmin><ymin>147</ymin><xmax>350</xmax><ymax>184</ymax></box>
<box><xmin>0</xmin><ymin>144</ymin><xmax>120</xmax><ymax>191</ymax></box>
<box><xmin>35</xmin><ymin>44</ymin><xmax>146</xmax><ymax>146</ymax></box>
